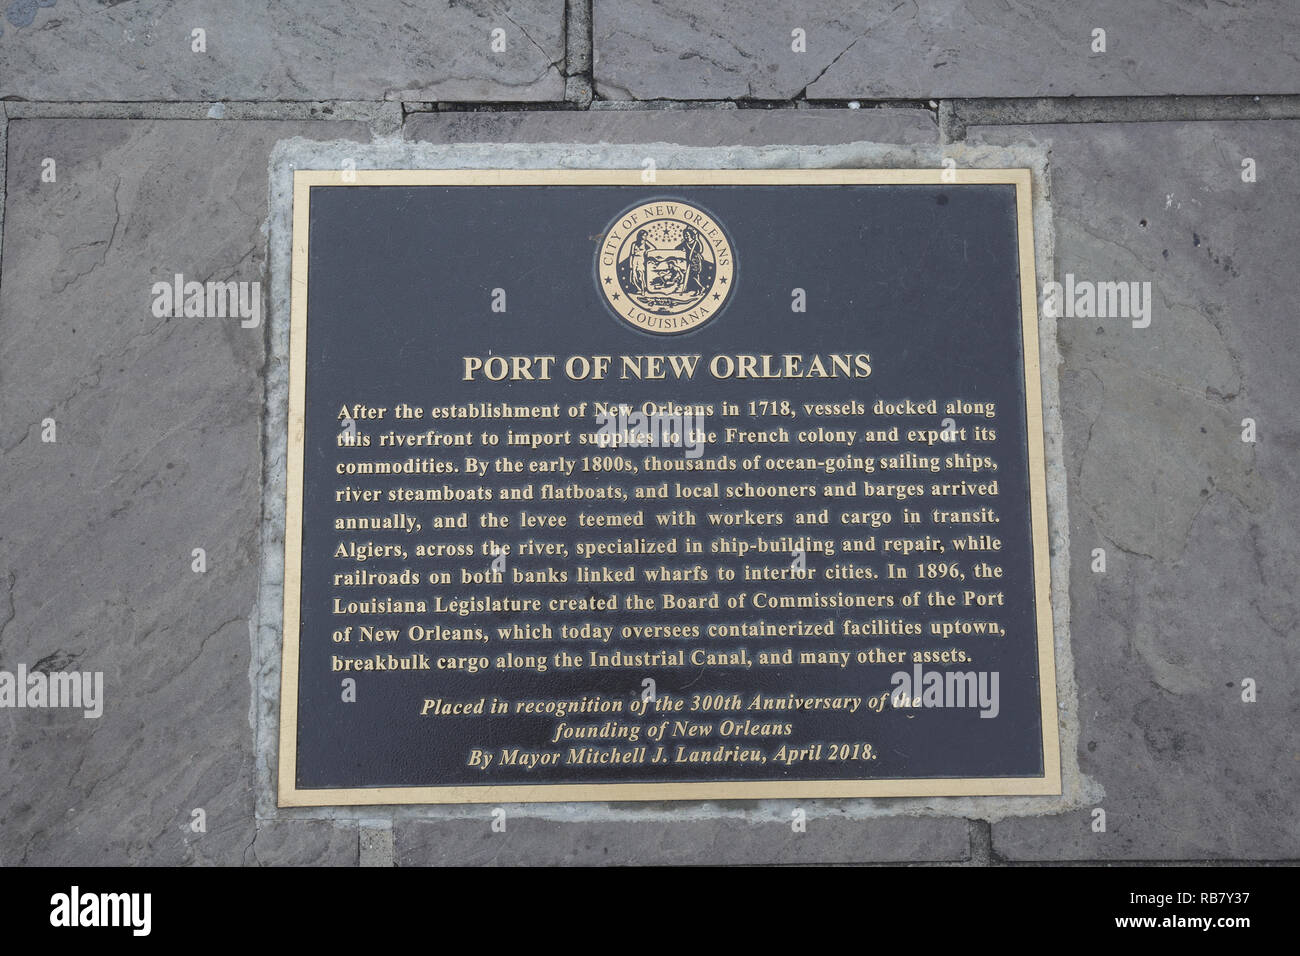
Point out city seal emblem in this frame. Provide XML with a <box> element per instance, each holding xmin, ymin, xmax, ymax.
<box><xmin>596</xmin><ymin>199</ymin><xmax>735</xmax><ymax>334</ymax></box>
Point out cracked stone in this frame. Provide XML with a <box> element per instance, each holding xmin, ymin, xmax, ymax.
<box><xmin>247</xmin><ymin>820</ymin><xmax>359</xmax><ymax>866</ymax></box>
<box><xmin>0</xmin><ymin>0</ymin><xmax>566</xmax><ymax>102</ymax></box>
<box><xmin>594</xmin><ymin>1</ymin><xmax>1300</xmax><ymax>101</ymax></box>
<box><xmin>0</xmin><ymin>118</ymin><xmax>369</xmax><ymax>865</ymax></box>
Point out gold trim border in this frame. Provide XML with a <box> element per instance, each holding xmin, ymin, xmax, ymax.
<box><xmin>278</xmin><ymin>167</ymin><xmax>1061</xmax><ymax>806</ymax></box>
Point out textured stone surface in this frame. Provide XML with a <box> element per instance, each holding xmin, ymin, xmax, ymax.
<box><xmin>0</xmin><ymin>118</ymin><xmax>367</xmax><ymax>865</ymax></box>
<box><xmin>965</xmin><ymin>121</ymin><xmax>1300</xmax><ymax>859</ymax></box>
<box><xmin>394</xmin><ymin>815</ymin><xmax>970</xmax><ymax>866</ymax></box>
<box><xmin>359</xmin><ymin>825</ymin><xmax>394</xmax><ymax>867</ymax></box>
<box><xmin>247</xmin><ymin>820</ymin><xmax>359</xmax><ymax>866</ymax></box>
<box><xmin>0</xmin><ymin>1</ymin><xmax>565</xmax><ymax>102</ymax></box>
<box><xmin>405</xmin><ymin>106</ymin><xmax>938</xmax><ymax>145</ymax></box>
<box><xmin>594</xmin><ymin>1</ymin><xmax>1300</xmax><ymax>101</ymax></box>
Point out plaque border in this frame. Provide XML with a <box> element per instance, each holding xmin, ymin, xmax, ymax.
<box><xmin>278</xmin><ymin>168</ymin><xmax>1061</xmax><ymax>806</ymax></box>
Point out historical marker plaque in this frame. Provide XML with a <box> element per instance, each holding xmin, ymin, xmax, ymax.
<box><xmin>278</xmin><ymin>169</ymin><xmax>1060</xmax><ymax>806</ymax></box>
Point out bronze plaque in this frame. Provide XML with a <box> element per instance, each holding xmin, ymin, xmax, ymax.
<box><xmin>278</xmin><ymin>169</ymin><xmax>1060</xmax><ymax>805</ymax></box>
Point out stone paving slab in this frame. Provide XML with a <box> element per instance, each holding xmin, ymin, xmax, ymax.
<box><xmin>393</xmin><ymin>815</ymin><xmax>970</xmax><ymax>866</ymax></box>
<box><xmin>248</xmin><ymin>820</ymin><xmax>359</xmax><ymax>866</ymax></box>
<box><xmin>404</xmin><ymin>105</ymin><xmax>938</xmax><ymax>145</ymax></box>
<box><xmin>0</xmin><ymin>0</ymin><xmax>565</xmax><ymax>103</ymax></box>
<box><xmin>961</xmin><ymin>121</ymin><xmax>1300</xmax><ymax>859</ymax></box>
<box><xmin>0</xmin><ymin>118</ymin><xmax>368</xmax><ymax>865</ymax></box>
<box><xmin>594</xmin><ymin>1</ymin><xmax>1300</xmax><ymax>101</ymax></box>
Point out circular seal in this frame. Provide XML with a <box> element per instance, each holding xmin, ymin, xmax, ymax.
<box><xmin>596</xmin><ymin>199</ymin><xmax>735</xmax><ymax>335</ymax></box>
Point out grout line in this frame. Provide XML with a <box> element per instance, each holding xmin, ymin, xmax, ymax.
<box><xmin>564</xmin><ymin>0</ymin><xmax>593</xmax><ymax>78</ymax></box>
<box><xmin>358</xmin><ymin>821</ymin><xmax>395</xmax><ymax>868</ymax></box>
<box><xmin>0</xmin><ymin>101</ymin><xmax>405</xmax><ymax>123</ymax></box>
<box><xmin>0</xmin><ymin>102</ymin><xmax>7</xmax><ymax>297</ymax></box>
<box><xmin>938</xmin><ymin>101</ymin><xmax>962</xmax><ymax>145</ymax></box>
<box><xmin>1</xmin><ymin>94</ymin><xmax>1296</xmax><ymax>125</ymax></box>
<box><xmin>2</xmin><ymin>92</ymin><xmax>1294</xmax><ymax>171</ymax></box>
<box><xmin>968</xmin><ymin>819</ymin><xmax>997</xmax><ymax>866</ymax></box>
<box><xmin>941</xmin><ymin>94</ymin><xmax>1300</xmax><ymax>141</ymax></box>
<box><xmin>995</xmin><ymin>858</ymin><xmax>1300</xmax><ymax>867</ymax></box>
<box><xmin>433</xmin><ymin>100</ymin><xmax>596</xmax><ymax>113</ymax></box>
<box><xmin>559</xmin><ymin>0</ymin><xmax>594</xmax><ymax>106</ymax></box>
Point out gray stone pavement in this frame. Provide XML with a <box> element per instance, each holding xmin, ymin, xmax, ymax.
<box><xmin>393</xmin><ymin>815</ymin><xmax>969</xmax><ymax>866</ymax></box>
<box><xmin>0</xmin><ymin>5</ymin><xmax>1296</xmax><ymax>866</ymax></box>
<box><xmin>593</xmin><ymin>1</ymin><xmax>1300</xmax><ymax>100</ymax></box>
<box><xmin>0</xmin><ymin>119</ymin><xmax>371</xmax><ymax>865</ymax></box>
<box><xmin>964</xmin><ymin>121</ymin><xmax>1300</xmax><ymax>860</ymax></box>
<box><xmin>0</xmin><ymin>1</ymin><xmax>567</xmax><ymax>102</ymax></box>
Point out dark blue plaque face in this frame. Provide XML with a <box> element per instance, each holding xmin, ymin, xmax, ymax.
<box><xmin>278</xmin><ymin>170</ymin><xmax>1060</xmax><ymax>805</ymax></box>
